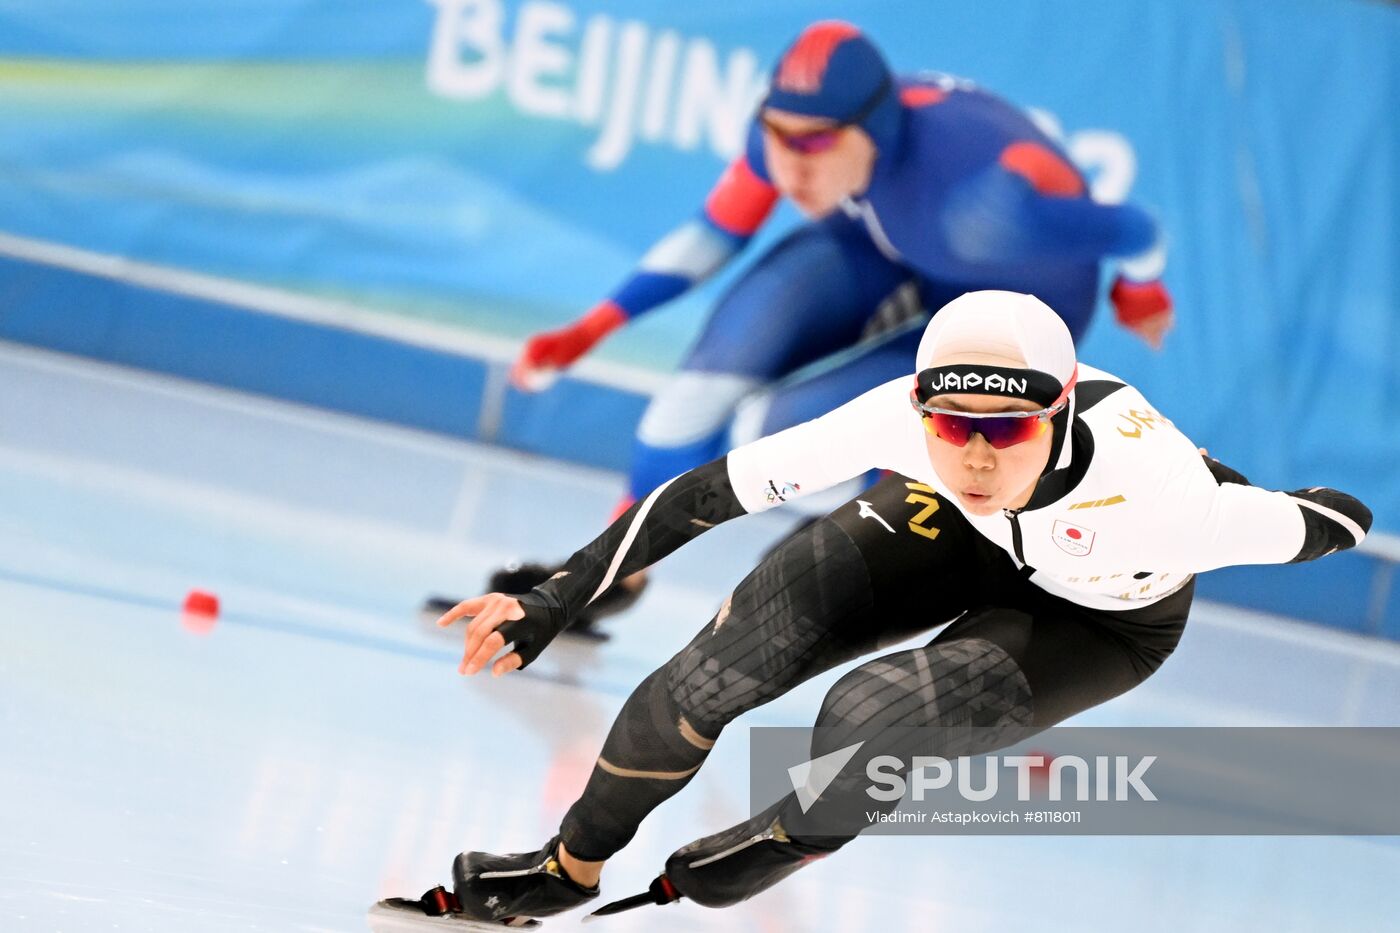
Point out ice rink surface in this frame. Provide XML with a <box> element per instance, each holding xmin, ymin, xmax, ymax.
<box><xmin>3</xmin><ymin>342</ymin><xmax>1399</xmax><ymax>932</ymax></box>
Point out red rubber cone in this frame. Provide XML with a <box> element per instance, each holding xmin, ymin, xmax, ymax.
<box><xmin>181</xmin><ymin>589</ymin><xmax>220</xmax><ymax>635</ymax></box>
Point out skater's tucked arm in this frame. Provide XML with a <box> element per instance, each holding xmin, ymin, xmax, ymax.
<box><xmin>1160</xmin><ymin>456</ymin><xmax>1372</xmax><ymax>573</ymax></box>
<box><xmin>943</xmin><ymin>141</ymin><xmax>1162</xmax><ymax>266</ymax></box>
<box><xmin>941</xmin><ymin>140</ymin><xmax>1174</xmax><ymax>346</ymax></box>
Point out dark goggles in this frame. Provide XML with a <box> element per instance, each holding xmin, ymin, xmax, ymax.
<box><xmin>908</xmin><ymin>391</ymin><xmax>1062</xmax><ymax>449</ymax></box>
<box><xmin>908</xmin><ymin>364</ymin><xmax>1077</xmax><ymax>450</ymax></box>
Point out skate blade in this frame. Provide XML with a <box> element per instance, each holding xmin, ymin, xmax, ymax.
<box><xmin>368</xmin><ymin>902</ymin><xmax>542</xmax><ymax>931</ymax></box>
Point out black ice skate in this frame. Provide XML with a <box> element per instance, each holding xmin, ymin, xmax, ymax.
<box><xmin>454</xmin><ymin>836</ymin><xmax>599</xmax><ymax>920</ymax></box>
<box><xmin>421</xmin><ymin>561</ymin><xmax>649</xmax><ymax>640</ymax></box>
<box><xmin>368</xmin><ymin>837</ymin><xmax>596</xmax><ymax>931</ymax></box>
<box><xmin>589</xmin><ymin>804</ymin><xmax>840</xmax><ymax>917</ymax></box>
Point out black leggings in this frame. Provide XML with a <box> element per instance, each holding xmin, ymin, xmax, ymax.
<box><xmin>559</xmin><ymin>474</ymin><xmax>1193</xmax><ymax>860</ymax></box>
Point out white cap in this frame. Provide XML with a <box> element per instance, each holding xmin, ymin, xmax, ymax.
<box><xmin>915</xmin><ymin>290</ymin><xmax>1077</xmax><ymax>394</ymax></box>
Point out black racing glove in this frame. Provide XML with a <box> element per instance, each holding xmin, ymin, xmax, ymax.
<box><xmin>1286</xmin><ymin>487</ymin><xmax>1372</xmax><ymax>562</ymax></box>
<box><xmin>496</xmin><ymin>588</ymin><xmax>571</xmax><ymax>669</ymax></box>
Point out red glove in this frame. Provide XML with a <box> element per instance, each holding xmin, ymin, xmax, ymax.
<box><xmin>1110</xmin><ymin>277</ymin><xmax>1174</xmax><ymax>350</ymax></box>
<box><xmin>510</xmin><ymin>301</ymin><xmax>627</xmax><ymax>390</ymax></box>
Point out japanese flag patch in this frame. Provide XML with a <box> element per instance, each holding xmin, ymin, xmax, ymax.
<box><xmin>1051</xmin><ymin>520</ymin><xmax>1095</xmax><ymax>556</ymax></box>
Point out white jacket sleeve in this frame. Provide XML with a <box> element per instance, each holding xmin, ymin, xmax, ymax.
<box><xmin>1173</xmin><ymin>461</ymin><xmax>1370</xmax><ymax>573</ymax></box>
<box><xmin>1187</xmin><ymin>482</ymin><xmax>1308</xmax><ymax>571</ymax></box>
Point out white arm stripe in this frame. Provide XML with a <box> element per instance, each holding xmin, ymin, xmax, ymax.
<box><xmin>589</xmin><ymin>474</ymin><xmax>680</xmax><ymax>604</ymax></box>
<box><xmin>1290</xmin><ymin>493</ymin><xmax>1367</xmax><ymax>546</ymax></box>
<box><xmin>638</xmin><ymin>221</ymin><xmax>737</xmax><ymax>281</ymax></box>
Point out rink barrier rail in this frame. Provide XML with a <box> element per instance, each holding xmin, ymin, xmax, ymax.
<box><xmin>2</xmin><ymin>230</ymin><xmax>1397</xmax><ymax>641</ymax></box>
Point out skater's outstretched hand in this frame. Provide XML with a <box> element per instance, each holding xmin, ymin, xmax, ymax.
<box><xmin>1110</xmin><ymin>276</ymin><xmax>1174</xmax><ymax>351</ymax></box>
<box><xmin>437</xmin><ymin>593</ymin><xmax>526</xmax><ymax>677</ymax></box>
<box><xmin>437</xmin><ymin>589</ymin><xmax>572</xmax><ymax>675</ymax></box>
<box><xmin>510</xmin><ymin>302</ymin><xmax>627</xmax><ymax>392</ymax></box>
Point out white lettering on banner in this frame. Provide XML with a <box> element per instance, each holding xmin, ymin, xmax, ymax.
<box><xmin>427</xmin><ymin>4</ymin><xmax>1137</xmax><ymax>181</ymax></box>
<box><xmin>672</xmin><ymin>41</ymin><xmax>761</xmax><ymax>157</ymax></box>
<box><xmin>426</xmin><ymin>0</ymin><xmax>767</xmax><ymax>171</ymax></box>
<box><xmin>588</xmin><ymin>20</ymin><xmax>649</xmax><ymax>169</ymax></box>
<box><xmin>641</xmin><ymin>30</ymin><xmax>681</xmax><ymax>142</ymax></box>
<box><xmin>573</xmin><ymin>14</ymin><xmax>611</xmax><ymax>123</ymax></box>
<box><xmin>427</xmin><ymin>0</ymin><xmax>506</xmax><ymax>99</ymax></box>
<box><xmin>507</xmin><ymin>2</ymin><xmax>575</xmax><ymax>117</ymax></box>
<box><xmin>1067</xmin><ymin>130</ymin><xmax>1137</xmax><ymax>204</ymax></box>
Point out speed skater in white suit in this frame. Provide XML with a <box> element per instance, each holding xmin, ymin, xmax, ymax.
<box><xmin>373</xmin><ymin>290</ymin><xmax>1371</xmax><ymax>928</ymax></box>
